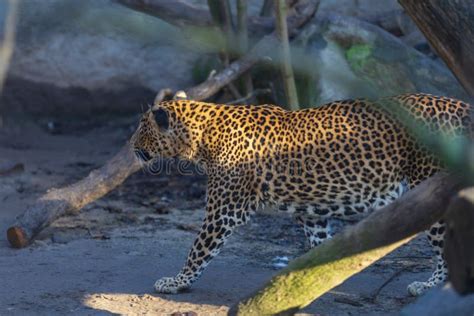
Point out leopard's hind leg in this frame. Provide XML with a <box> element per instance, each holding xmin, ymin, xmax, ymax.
<box><xmin>407</xmin><ymin>220</ymin><xmax>448</xmax><ymax>296</ymax></box>
<box><xmin>295</xmin><ymin>215</ymin><xmax>332</xmax><ymax>248</ymax></box>
<box><xmin>406</xmin><ymin>154</ymin><xmax>447</xmax><ymax>296</ymax></box>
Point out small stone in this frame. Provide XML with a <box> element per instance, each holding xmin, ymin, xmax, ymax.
<box><xmin>154</xmin><ymin>205</ymin><xmax>170</xmax><ymax>214</ymax></box>
<box><xmin>118</xmin><ymin>213</ymin><xmax>138</xmax><ymax>224</ymax></box>
<box><xmin>52</xmin><ymin>231</ymin><xmax>76</xmax><ymax>244</ymax></box>
<box><xmin>104</xmin><ymin>205</ymin><xmax>122</xmax><ymax>213</ymax></box>
<box><xmin>0</xmin><ymin>161</ymin><xmax>24</xmax><ymax>176</ymax></box>
<box><xmin>271</xmin><ymin>256</ymin><xmax>290</xmax><ymax>269</ymax></box>
<box><xmin>176</xmin><ymin>224</ymin><xmax>200</xmax><ymax>232</ymax></box>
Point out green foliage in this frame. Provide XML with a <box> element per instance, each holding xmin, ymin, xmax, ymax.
<box><xmin>345</xmin><ymin>44</ymin><xmax>374</xmax><ymax>72</ymax></box>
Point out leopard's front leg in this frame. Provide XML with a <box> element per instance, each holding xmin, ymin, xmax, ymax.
<box><xmin>154</xmin><ymin>174</ymin><xmax>252</xmax><ymax>294</ymax></box>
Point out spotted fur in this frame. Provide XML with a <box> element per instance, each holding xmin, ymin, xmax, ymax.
<box><xmin>133</xmin><ymin>93</ymin><xmax>471</xmax><ymax>296</ymax></box>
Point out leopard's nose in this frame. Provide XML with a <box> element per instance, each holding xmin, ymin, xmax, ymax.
<box><xmin>134</xmin><ymin>149</ymin><xmax>152</xmax><ymax>162</ymax></box>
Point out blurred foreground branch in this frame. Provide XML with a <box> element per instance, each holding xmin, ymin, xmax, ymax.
<box><xmin>0</xmin><ymin>0</ymin><xmax>19</xmax><ymax>128</ymax></box>
<box><xmin>6</xmin><ymin>0</ymin><xmax>319</xmax><ymax>248</ymax></box>
<box><xmin>230</xmin><ymin>173</ymin><xmax>464</xmax><ymax>315</ymax></box>
<box><xmin>0</xmin><ymin>0</ymin><xmax>19</xmax><ymax>95</ymax></box>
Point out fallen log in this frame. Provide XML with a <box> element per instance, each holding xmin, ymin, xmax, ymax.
<box><xmin>229</xmin><ymin>173</ymin><xmax>464</xmax><ymax>316</ymax></box>
<box><xmin>6</xmin><ymin>0</ymin><xmax>319</xmax><ymax>248</ymax></box>
<box><xmin>7</xmin><ymin>144</ymin><xmax>141</xmax><ymax>248</ymax></box>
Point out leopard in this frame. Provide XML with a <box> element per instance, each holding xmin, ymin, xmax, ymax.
<box><xmin>132</xmin><ymin>93</ymin><xmax>471</xmax><ymax>297</ymax></box>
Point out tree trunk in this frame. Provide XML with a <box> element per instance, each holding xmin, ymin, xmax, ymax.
<box><xmin>398</xmin><ymin>0</ymin><xmax>474</xmax><ymax>96</ymax></box>
<box><xmin>236</xmin><ymin>0</ymin><xmax>255</xmax><ymax>103</ymax></box>
<box><xmin>230</xmin><ymin>173</ymin><xmax>464</xmax><ymax>316</ymax></box>
<box><xmin>185</xmin><ymin>0</ymin><xmax>319</xmax><ymax>101</ymax></box>
<box><xmin>275</xmin><ymin>0</ymin><xmax>299</xmax><ymax>110</ymax></box>
<box><xmin>445</xmin><ymin>187</ymin><xmax>474</xmax><ymax>295</ymax></box>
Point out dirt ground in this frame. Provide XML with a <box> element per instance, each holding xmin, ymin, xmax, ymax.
<box><xmin>0</xmin><ymin>114</ymin><xmax>434</xmax><ymax>315</ymax></box>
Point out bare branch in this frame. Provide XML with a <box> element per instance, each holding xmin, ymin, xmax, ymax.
<box><xmin>114</xmin><ymin>0</ymin><xmax>274</xmax><ymax>36</ymax></box>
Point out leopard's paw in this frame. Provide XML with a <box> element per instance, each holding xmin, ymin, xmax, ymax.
<box><xmin>407</xmin><ymin>281</ymin><xmax>430</xmax><ymax>296</ymax></box>
<box><xmin>154</xmin><ymin>277</ymin><xmax>189</xmax><ymax>294</ymax></box>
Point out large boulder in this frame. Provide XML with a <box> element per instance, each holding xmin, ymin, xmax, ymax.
<box><xmin>1</xmin><ymin>0</ymin><xmax>200</xmax><ymax>116</ymax></box>
<box><xmin>293</xmin><ymin>14</ymin><xmax>470</xmax><ymax>106</ymax></box>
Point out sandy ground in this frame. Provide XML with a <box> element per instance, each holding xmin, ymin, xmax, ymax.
<box><xmin>0</xmin><ymin>115</ymin><xmax>435</xmax><ymax>315</ymax></box>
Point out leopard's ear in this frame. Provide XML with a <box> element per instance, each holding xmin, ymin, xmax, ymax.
<box><xmin>153</xmin><ymin>108</ymin><xmax>169</xmax><ymax>130</ymax></box>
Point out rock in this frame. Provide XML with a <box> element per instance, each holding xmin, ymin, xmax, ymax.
<box><xmin>2</xmin><ymin>0</ymin><xmax>200</xmax><ymax>116</ymax></box>
<box><xmin>294</xmin><ymin>14</ymin><xmax>470</xmax><ymax>106</ymax></box>
<box><xmin>401</xmin><ymin>284</ymin><xmax>474</xmax><ymax>316</ymax></box>
<box><xmin>104</xmin><ymin>205</ymin><xmax>123</xmax><ymax>214</ymax></box>
<box><xmin>176</xmin><ymin>223</ymin><xmax>200</xmax><ymax>233</ymax></box>
<box><xmin>154</xmin><ymin>205</ymin><xmax>170</xmax><ymax>215</ymax></box>
<box><xmin>118</xmin><ymin>213</ymin><xmax>138</xmax><ymax>224</ymax></box>
<box><xmin>52</xmin><ymin>229</ymin><xmax>87</xmax><ymax>244</ymax></box>
<box><xmin>0</xmin><ymin>160</ymin><xmax>24</xmax><ymax>177</ymax></box>
<box><xmin>271</xmin><ymin>256</ymin><xmax>290</xmax><ymax>269</ymax></box>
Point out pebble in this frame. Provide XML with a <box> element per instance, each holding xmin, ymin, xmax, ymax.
<box><xmin>271</xmin><ymin>256</ymin><xmax>290</xmax><ymax>269</ymax></box>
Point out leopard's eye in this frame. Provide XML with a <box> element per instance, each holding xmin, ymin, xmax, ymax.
<box><xmin>154</xmin><ymin>108</ymin><xmax>169</xmax><ymax>130</ymax></box>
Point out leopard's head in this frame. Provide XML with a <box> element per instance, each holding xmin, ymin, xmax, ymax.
<box><xmin>132</xmin><ymin>105</ymin><xmax>187</xmax><ymax>163</ymax></box>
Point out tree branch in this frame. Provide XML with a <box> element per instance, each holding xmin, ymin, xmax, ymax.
<box><xmin>114</xmin><ymin>0</ymin><xmax>274</xmax><ymax>37</ymax></box>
